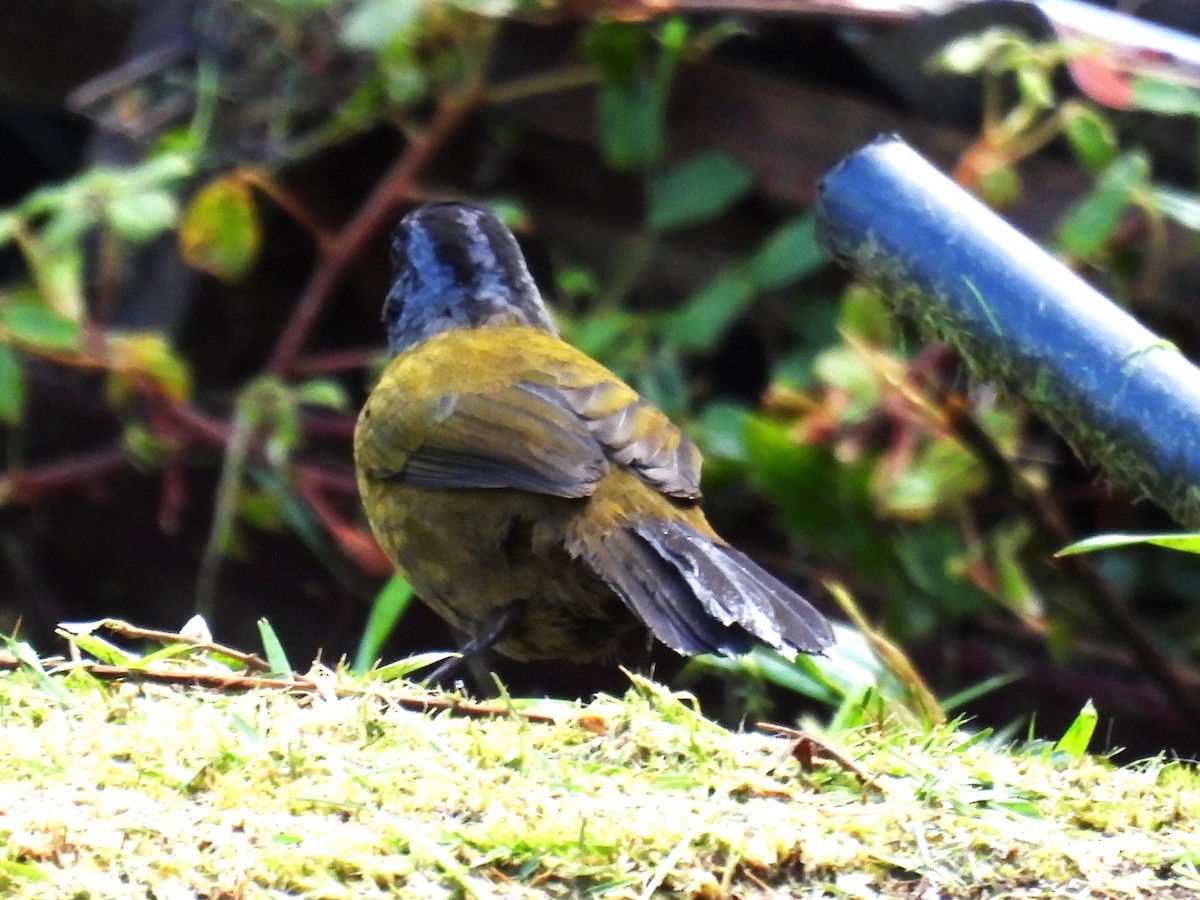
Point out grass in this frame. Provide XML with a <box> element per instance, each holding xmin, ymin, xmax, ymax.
<box><xmin>0</xmin><ymin>625</ymin><xmax>1197</xmax><ymax>898</ymax></box>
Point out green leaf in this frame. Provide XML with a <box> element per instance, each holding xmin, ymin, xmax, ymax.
<box><xmin>664</xmin><ymin>269</ymin><xmax>754</xmax><ymax>352</ymax></box>
<box><xmin>596</xmin><ymin>76</ymin><xmax>664</xmax><ymax>170</ymax></box>
<box><xmin>4</xmin><ymin>635</ymin><xmax>71</xmax><ymax>705</ymax></box>
<box><xmin>295</xmin><ymin>378</ymin><xmax>349</xmax><ymax>410</ymax></box>
<box><xmin>0</xmin><ymin>343</ymin><xmax>23</xmax><ymax>424</ymax></box>
<box><xmin>584</xmin><ymin>21</ymin><xmax>645</xmax><ymax>83</ymax></box>
<box><xmin>586</xmin><ymin>21</ymin><xmax>686</xmax><ymax>171</ymax></box>
<box><xmin>373</xmin><ymin>651</ymin><xmax>459</xmax><ymax>683</ymax></box>
<box><xmin>748</xmin><ymin>215</ymin><xmax>825</xmax><ymax>289</ymax></box>
<box><xmin>880</xmin><ymin>442</ymin><xmax>987</xmax><ymax>517</ymax></box>
<box><xmin>1016</xmin><ymin>67</ymin><xmax>1053</xmax><ymax>110</ymax></box>
<box><xmin>1057</xmin><ymin>153</ymin><xmax>1148</xmax><ymax>257</ymax></box>
<box><xmin>238</xmin><ymin>489</ymin><xmax>286</xmax><ymax>531</ymax></box>
<box><xmin>354</xmin><ymin>575</ymin><xmax>415</xmax><ymax>673</ymax></box>
<box><xmin>56</xmin><ymin>628</ymin><xmax>136</xmax><ymax>667</ymax></box>
<box><xmin>179</xmin><ymin>175</ymin><xmax>262</xmax><ymax>283</ymax></box>
<box><xmin>107</xmin><ymin>332</ymin><xmax>191</xmax><ymax>402</ymax></box>
<box><xmin>1129</xmin><ymin>77</ymin><xmax>1200</xmax><ymax>116</ymax></box>
<box><xmin>0</xmin><ymin>301</ymin><xmax>81</xmax><ymax>351</ymax></box>
<box><xmin>1061</xmin><ymin>104</ymin><xmax>1117</xmax><ymax>171</ymax></box>
<box><xmin>932</xmin><ymin>32</ymin><xmax>996</xmax><ymax>75</ymax></box>
<box><xmin>976</xmin><ymin>165</ymin><xmax>1022</xmax><ymax>208</ymax></box>
<box><xmin>20</xmin><ymin>239</ymin><xmax>85</xmax><ymax>321</ymax></box>
<box><xmin>106</xmin><ymin>190</ymin><xmax>179</xmax><ymax>243</ymax></box>
<box><xmin>692</xmin><ymin>401</ymin><xmax>749</xmax><ymax>463</ymax></box>
<box><xmin>1054</xmin><ymin>700</ymin><xmax>1097</xmax><ymax>761</ymax></box>
<box><xmin>340</xmin><ymin>0</ymin><xmax>421</xmax><ymax>50</ymax></box>
<box><xmin>1056</xmin><ymin>532</ymin><xmax>1200</xmax><ymax>557</ymax></box>
<box><xmin>648</xmin><ymin>152</ymin><xmax>754</xmax><ymax>232</ymax></box>
<box><xmin>257</xmin><ymin>618</ymin><xmax>293</xmax><ymax>677</ymax></box>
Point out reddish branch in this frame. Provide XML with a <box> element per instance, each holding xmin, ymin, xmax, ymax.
<box><xmin>0</xmin><ymin>448</ymin><xmax>130</xmax><ymax>504</ymax></box>
<box><xmin>266</xmin><ymin>94</ymin><xmax>480</xmax><ymax>377</ymax></box>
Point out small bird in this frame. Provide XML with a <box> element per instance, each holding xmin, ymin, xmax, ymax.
<box><xmin>354</xmin><ymin>202</ymin><xmax>834</xmax><ymax>663</ymax></box>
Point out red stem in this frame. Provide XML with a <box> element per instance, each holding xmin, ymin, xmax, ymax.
<box><xmin>266</xmin><ymin>95</ymin><xmax>477</xmax><ymax>377</ymax></box>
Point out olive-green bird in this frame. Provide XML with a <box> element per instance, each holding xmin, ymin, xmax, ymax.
<box><xmin>354</xmin><ymin>202</ymin><xmax>834</xmax><ymax>662</ymax></box>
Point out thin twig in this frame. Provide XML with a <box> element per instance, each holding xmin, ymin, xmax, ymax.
<box><xmin>88</xmin><ymin>619</ymin><xmax>271</xmax><ymax>671</ymax></box>
<box><xmin>0</xmin><ymin>654</ymin><xmax>560</xmax><ymax>723</ymax></box>
<box><xmin>0</xmin><ymin>449</ymin><xmax>130</xmax><ymax>504</ymax></box>
<box><xmin>758</xmin><ymin>722</ymin><xmax>879</xmax><ymax>796</ymax></box>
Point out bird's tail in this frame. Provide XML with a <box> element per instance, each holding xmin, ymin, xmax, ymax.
<box><xmin>580</xmin><ymin>519</ymin><xmax>834</xmax><ymax>658</ymax></box>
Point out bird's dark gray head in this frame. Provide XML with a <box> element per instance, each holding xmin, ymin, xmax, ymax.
<box><xmin>383</xmin><ymin>202</ymin><xmax>558</xmax><ymax>356</ymax></box>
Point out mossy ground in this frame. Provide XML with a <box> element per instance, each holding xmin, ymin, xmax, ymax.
<box><xmin>0</xmin><ymin>649</ymin><xmax>1196</xmax><ymax>899</ymax></box>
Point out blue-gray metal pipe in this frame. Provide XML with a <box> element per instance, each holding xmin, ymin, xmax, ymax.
<box><xmin>816</xmin><ymin>136</ymin><xmax>1200</xmax><ymax>527</ymax></box>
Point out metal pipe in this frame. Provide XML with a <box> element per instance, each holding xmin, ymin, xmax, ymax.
<box><xmin>816</xmin><ymin>135</ymin><xmax>1200</xmax><ymax>527</ymax></box>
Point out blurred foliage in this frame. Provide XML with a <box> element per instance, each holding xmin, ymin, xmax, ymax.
<box><xmin>1</xmin><ymin>1</ymin><xmax>1200</xmax><ymax>733</ymax></box>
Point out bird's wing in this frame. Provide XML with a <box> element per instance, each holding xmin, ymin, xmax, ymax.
<box><xmin>547</xmin><ymin>379</ymin><xmax>702</xmax><ymax>501</ymax></box>
<box><xmin>357</xmin><ymin>380</ymin><xmax>608</xmax><ymax>498</ymax></box>
<box><xmin>358</xmin><ymin>347</ymin><xmax>703</xmax><ymax>501</ymax></box>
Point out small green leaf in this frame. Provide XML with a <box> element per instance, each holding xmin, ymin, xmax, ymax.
<box><xmin>1130</xmin><ymin>77</ymin><xmax>1200</xmax><ymax>116</ymax></box>
<box><xmin>648</xmin><ymin>152</ymin><xmax>754</xmax><ymax>232</ymax></box>
<box><xmin>932</xmin><ymin>32</ymin><xmax>996</xmax><ymax>74</ymax></box>
<box><xmin>0</xmin><ymin>301</ymin><xmax>81</xmax><ymax>351</ymax></box>
<box><xmin>665</xmin><ymin>269</ymin><xmax>754</xmax><ymax>352</ymax></box>
<box><xmin>0</xmin><ymin>343</ymin><xmax>23</xmax><ymax>424</ymax></box>
<box><xmin>179</xmin><ymin>175</ymin><xmax>262</xmax><ymax>282</ymax></box>
<box><xmin>748</xmin><ymin>215</ymin><xmax>825</xmax><ymax>289</ymax></box>
<box><xmin>4</xmin><ymin>636</ymin><xmax>71</xmax><ymax>705</ymax></box>
<box><xmin>586</xmin><ymin>22</ymin><xmax>677</xmax><ymax>170</ymax></box>
<box><xmin>1061</xmin><ymin>104</ymin><xmax>1117</xmax><ymax>171</ymax></box>
<box><xmin>107</xmin><ymin>332</ymin><xmax>191</xmax><ymax>403</ymax></box>
<box><xmin>1057</xmin><ymin>532</ymin><xmax>1200</xmax><ymax>556</ymax></box>
<box><xmin>1054</xmin><ymin>699</ymin><xmax>1098</xmax><ymax>761</ymax></box>
<box><xmin>1016</xmin><ymin>67</ymin><xmax>1053</xmax><ymax>110</ymax></box>
<box><xmin>692</xmin><ymin>401</ymin><xmax>749</xmax><ymax>463</ymax></box>
<box><xmin>976</xmin><ymin>165</ymin><xmax>1022</xmax><ymax>208</ymax></box>
<box><xmin>1057</xmin><ymin>153</ymin><xmax>1148</xmax><ymax>257</ymax></box>
<box><xmin>238</xmin><ymin>489</ymin><xmax>286</xmax><ymax>531</ymax></box>
<box><xmin>106</xmin><ymin>190</ymin><xmax>179</xmax><ymax>243</ymax></box>
<box><xmin>354</xmin><ymin>575</ymin><xmax>415</xmax><ymax>673</ymax></box>
<box><xmin>373</xmin><ymin>651</ymin><xmax>459</xmax><ymax>683</ymax></box>
<box><xmin>257</xmin><ymin>618</ymin><xmax>293</xmax><ymax>677</ymax></box>
<box><xmin>596</xmin><ymin>77</ymin><xmax>664</xmax><ymax>170</ymax></box>
<box><xmin>60</xmin><ymin>630</ymin><xmax>137</xmax><ymax>667</ymax></box>
<box><xmin>123</xmin><ymin>423</ymin><xmax>166</xmax><ymax>467</ymax></box>
<box><xmin>295</xmin><ymin>378</ymin><xmax>349</xmax><ymax>410</ymax></box>
<box><xmin>18</xmin><ymin>238</ymin><xmax>85</xmax><ymax>322</ymax></box>
<box><xmin>341</xmin><ymin>0</ymin><xmax>421</xmax><ymax>50</ymax></box>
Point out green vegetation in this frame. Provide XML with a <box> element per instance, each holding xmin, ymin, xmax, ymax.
<box><xmin>2</xmin><ymin>10</ymin><xmax>1200</xmax><ymax>894</ymax></box>
<box><xmin>0</xmin><ymin>628</ymin><xmax>1196</xmax><ymax>898</ymax></box>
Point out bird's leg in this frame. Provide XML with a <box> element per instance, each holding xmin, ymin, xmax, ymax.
<box><xmin>421</xmin><ymin>603</ymin><xmax>520</xmax><ymax>686</ymax></box>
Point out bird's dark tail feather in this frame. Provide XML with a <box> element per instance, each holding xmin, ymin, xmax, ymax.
<box><xmin>582</xmin><ymin>519</ymin><xmax>835</xmax><ymax>658</ymax></box>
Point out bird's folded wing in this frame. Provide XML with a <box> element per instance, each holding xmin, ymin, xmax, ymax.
<box><xmin>549</xmin><ymin>380</ymin><xmax>702</xmax><ymax>500</ymax></box>
<box><xmin>359</xmin><ymin>381</ymin><xmax>608</xmax><ymax>498</ymax></box>
<box><xmin>360</xmin><ymin>369</ymin><xmax>704</xmax><ymax>502</ymax></box>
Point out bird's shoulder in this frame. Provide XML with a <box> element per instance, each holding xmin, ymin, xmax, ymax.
<box><xmin>375</xmin><ymin>324</ymin><xmax>628</xmax><ymax>396</ymax></box>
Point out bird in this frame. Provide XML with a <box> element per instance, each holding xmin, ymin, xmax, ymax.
<box><xmin>354</xmin><ymin>202</ymin><xmax>835</xmax><ymax>664</ymax></box>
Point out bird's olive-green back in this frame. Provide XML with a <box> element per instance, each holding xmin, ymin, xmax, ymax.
<box><xmin>354</xmin><ymin>325</ymin><xmax>703</xmax><ymax>507</ymax></box>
